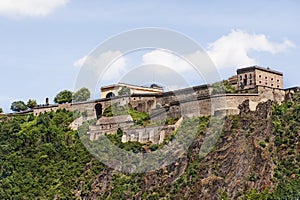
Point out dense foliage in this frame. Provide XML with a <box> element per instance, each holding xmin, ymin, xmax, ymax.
<box><xmin>27</xmin><ymin>99</ymin><xmax>38</xmax><ymax>109</ymax></box>
<box><xmin>102</xmin><ymin>104</ymin><xmax>150</xmax><ymax>126</ymax></box>
<box><xmin>211</xmin><ymin>80</ymin><xmax>237</xmax><ymax>95</ymax></box>
<box><xmin>268</xmin><ymin>96</ymin><xmax>300</xmax><ymax>199</ymax></box>
<box><xmin>73</xmin><ymin>87</ymin><xmax>91</xmax><ymax>102</ymax></box>
<box><xmin>0</xmin><ymin>110</ymin><xmax>104</xmax><ymax>199</ymax></box>
<box><xmin>10</xmin><ymin>100</ymin><xmax>28</xmax><ymax>112</ymax></box>
<box><xmin>54</xmin><ymin>90</ymin><xmax>73</xmax><ymax>104</ymax></box>
<box><xmin>118</xmin><ymin>87</ymin><xmax>131</xmax><ymax>96</ymax></box>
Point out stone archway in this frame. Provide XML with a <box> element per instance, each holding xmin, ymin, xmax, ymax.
<box><xmin>106</xmin><ymin>92</ymin><xmax>115</xmax><ymax>98</ymax></box>
<box><xmin>95</xmin><ymin>103</ymin><xmax>102</xmax><ymax>119</ymax></box>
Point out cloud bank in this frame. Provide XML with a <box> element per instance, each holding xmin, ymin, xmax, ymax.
<box><xmin>74</xmin><ymin>30</ymin><xmax>294</xmax><ymax>87</ymax></box>
<box><xmin>0</xmin><ymin>0</ymin><xmax>69</xmax><ymax>18</ymax></box>
<box><xmin>74</xmin><ymin>51</ymin><xmax>127</xmax><ymax>82</ymax></box>
<box><xmin>207</xmin><ymin>29</ymin><xmax>294</xmax><ymax>68</ymax></box>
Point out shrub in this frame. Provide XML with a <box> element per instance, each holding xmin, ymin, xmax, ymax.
<box><xmin>259</xmin><ymin>141</ymin><xmax>266</xmax><ymax>148</ymax></box>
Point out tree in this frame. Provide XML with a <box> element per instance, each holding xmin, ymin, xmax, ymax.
<box><xmin>27</xmin><ymin>99</ymin><xmax>38</xmax><ymax>109</ymax></box>
<box><xmin>0</xmin><ymin>107</ymin><xmax>3</xmax><ymax>113</ymax></box>
<box><xmin>54</xmin><ymin>90</ymin><xmax>73</xmax><ymax>104</ymax></box>
<box><xmin>118</xmin><ymin>87</ymin><xmax>131</xmax><ymax>96</ymax></box>
<box><xmin>73</xmin><ymin>87</ymin><xmax>91</xmax><ymax>102</ymax></box>
<box><xmin>211</xmin><ymin>80</ymin><xmax>236</xmax><ymax>95</ymax></box>
<box><xmin>11</xmin><ymin>101</ymin><xmax>28</xmax><ymax>112</ymax></box>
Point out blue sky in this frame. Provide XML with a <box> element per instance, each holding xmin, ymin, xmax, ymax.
<box><xmin>0</xmin><ymin>0</ymin><xmax>299</xmax><ymax>113</ymax></box>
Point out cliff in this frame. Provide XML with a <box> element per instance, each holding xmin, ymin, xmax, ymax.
<box><xmin>83</xmin><ymin>98</ymin><xmax>300</xmax><ymax>199</ymax></box>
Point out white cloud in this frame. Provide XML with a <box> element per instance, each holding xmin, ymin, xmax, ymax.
<box><xmin>73</xmin><ymin>55</ymin><xmax>88</xmax><ymax>68</ymax></box>
<box><xmin>142</xmin><ymin>50</ymin><xmax>193</xmax><ymax>73</ymax></box>
<box><xmin>207</xmin><ymin>29</ymin><xmax>294</xmax><ymax>69</ymax></box>
<box><xmin>74</xmin><ymin>51</ymin><xmax>127</xmax><ymax>82</ymax></box>
<box><xmin>0</xmin><ymin>0</ymin><xmax>69</xmax><ymax>18</ymax></box>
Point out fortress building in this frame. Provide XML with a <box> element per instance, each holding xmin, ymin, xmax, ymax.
<box><xmin>100</xmin><ymin>83</ymin><xmax>164</xmax><ymax>99</ymax></box>
<box><xmin>237</xmin><ymin>66</ymin><xmax>283</xmax><ymax>90</ymax></box>
<box><xmin>30</xmin><ymin>65</ymin><xmax>299</xmax><ymax>144</ymax></box>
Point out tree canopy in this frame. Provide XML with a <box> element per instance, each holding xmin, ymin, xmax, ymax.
<box><xmin>118</xmin><ymin>86</ymin><xmax>131</xmax><ymax>96</ymax></box>
<box><xmin>0</xmin><ymin>107</ymin><xmax>3</xmax><ymax>113</ymax></box>
<box><xmin>211</xmin><ymin>80</ymin><xmax>236</xmax><ymax>95</ymax></box>
<box><xmin>54</xmin><ymin>90</ymin><xmax>73</xmax><ymax>104</ymax></box>
<box><xmin>11</xmin><ymin>101</ymin><xmax>28</xmax><ymax>112</ymax></box>
<box><xmin>27</xmin><ymin>99</ymin><xmax>38</xmax><ymax>109</ymax></box>
<box><xmin>73</xmin><ymin>87</ymin><xmax>91</xmax><ymax>102</ymax></box>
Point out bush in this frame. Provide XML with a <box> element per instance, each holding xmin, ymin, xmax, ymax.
<box><xmin>259</xmin><ymin>141</ymin><xmax>266</xmax><ymax>148</ymax></box>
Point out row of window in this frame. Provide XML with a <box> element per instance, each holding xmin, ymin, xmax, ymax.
<box><xmin>258</xmin><ymin>75</ymin><xmax>280</xmax><ymax>82</ymax></box>
<box><xmin>240</xmin><ymin>80</ymin><xmax>280</xmax><ymax>88</ymax></box>
<box><xmin>258</xmin><ymin>81</ymin><xmax>280</xmax><ymax>88</ymax></box>
<box><xmin>240</xmin><ymin>74</ymin><xmax>280</xmax><ymax>82</ymax></box>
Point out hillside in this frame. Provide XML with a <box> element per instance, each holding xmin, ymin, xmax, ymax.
<box><xmin>0</xmin><ymin>94</ymin><xmax>299</xmax><ymax>199</ymax></box>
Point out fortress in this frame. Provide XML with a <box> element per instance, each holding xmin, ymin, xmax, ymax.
<box><xmin>32</xmin><ymin>66</ymin><xmax>299</xmax><ymax>144</ymax></box>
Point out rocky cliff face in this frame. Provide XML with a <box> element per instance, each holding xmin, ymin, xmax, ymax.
<box><xmin>82</xmin><ymin>99</ymin><xmax>299</xmax><ymax>199</ymax></box>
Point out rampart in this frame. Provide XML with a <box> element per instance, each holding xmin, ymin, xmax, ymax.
<box><xmin>30</xmin><ymin>84</ymin><xmax>297</xmax><ymax>144</ymax></box>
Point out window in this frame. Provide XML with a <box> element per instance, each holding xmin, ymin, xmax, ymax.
<box><xmin>245</xmin><ymin>74</ymin><xmax>247</xmax><ymax>79</ymax></box>
<box><xmin>240</xmin><ymin>75</ymin><xmax>242</xmax><ymax>80</ymax></box>
<box><xmin>250</xmin><ymin>80</ymin><xmax>252</xmax><ymax>85</ymax></box>
<box><xmin>249</xmin><ymin>74</ymin><xmax>252</xmax><ymax>79</ymax></box>
<box><xmin>259</xmin><ymin>75</ymin><xmax>261</xmax><ymax>78</ymax></box>
<box><xmin>265</xmin><ymin>77</ymin><xmax>268</xmax><ymax>79</ymax></box>
<box><xmin>265</xmin><ymin>82</ymin><xmax>267</xmax><ymax>85</ymax></box>
<box><xmin>259</xmin><ymin>81</ymin><xmax>262</xmax><ymax>84</ymax></box>
<box><xmin>271</xmin><ymin>84</ymin><xmax>274</xmax><ymax>87</ymax></box>
<box><xmin>271</xmin><ymin>78</ymin><xmax>274</xmax><ymax>81</ymax></box>
<box><xmin>277</xmin><ymin>79</ymin><xmax>280</xmax><ymax>82</ymax></box>
<box><xmin>277</xmin><ymin>85</ymin><xmax>279</xmax><ymax>88</ymax></box>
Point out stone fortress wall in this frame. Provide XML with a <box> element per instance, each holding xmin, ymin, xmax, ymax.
<box><xmin>31</xmin><ymin>66</ymin><xmax>298</xmax><ymax>144</ymax></box>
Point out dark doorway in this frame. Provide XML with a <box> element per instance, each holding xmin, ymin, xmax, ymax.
<box><xmin>106</xmin><ymin>92</ymin><xmax>115</xmax><ymax>98</ymax></box>
<box><xmin>95</xmin><ymin>103</ymin><xmax>102</xmax><ymax>119</ymax></box>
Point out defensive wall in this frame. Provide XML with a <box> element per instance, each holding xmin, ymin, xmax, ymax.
<box><xmin>28</xmin><ymin>84</ymin><xmax>296</xmax><ymax>144</ymax></box>
<box><xmin>32</xmin><ymin>85</ymin><xmax>287</xmax><ymax>119</ymax></box>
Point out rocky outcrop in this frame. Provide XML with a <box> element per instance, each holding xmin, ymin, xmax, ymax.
<box><xmin>83</xmin><ymin>100</ymin><xmax>287</xmax><ymax>199</ymax></box>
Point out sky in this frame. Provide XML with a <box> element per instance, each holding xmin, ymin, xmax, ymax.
<box><xmin>0</xmin><ymin>0</ymin><xmax>299</xmax><ymax>113</ymax></box>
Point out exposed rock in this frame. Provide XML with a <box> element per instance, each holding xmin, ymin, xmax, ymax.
<box><xmin>83</xmin><ymin>99</ymin><xmax>296</xmax><ymax>199</ymax></box>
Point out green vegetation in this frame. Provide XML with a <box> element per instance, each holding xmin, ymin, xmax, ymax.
<box><xmin>0</xmin><ymin>109</ymin><xmax>104</xmax><ymax>199</ymax></box>
<box><xmin>102</xmin><ymin>104</ymin><xmax>150</xmax><ymax>126</ymax></box>
<box><xmin>0</xmin><ymin>107</ymin><xmax>3</xmax><ymax>113</ymax></box>
<box><xmin>27</xmin><ymin>99</ymin><xmax>38</xmax><ymax>109</ymax></box>
<box><xmin>54</xmin><ymin>90</ymin><xmax>73</xmax><ymax>104</ymax></box>
<box><xmin>102</xmin><ymin>104</ymin><xmax>129</xmax><ymax>117</ymax></box>
<box><xmin>118</xmin><ymin>86</ymin><xmax>131</xmax><ymax>96</ymax></box>
<box><xmin>164</xmin><ymin>117</ymin><xmax>179</xmax><ymax>125</ymax></box>
<box><xmin>211</xmin><ymin>80</ymin><xmax>236</xmax><ymax>95</ymax></box>
<box><xmin>245</xmin><ymin>94</ymin><xmax>300</xmax><ymax>199</ymax></box>
<box><xmin>128</xmin><ymin>108</ymin><xmax>149</xmax><ymax>126</ymax></box>
<box><xmin>10</xmin><ymin>100</ymin><xmax>28</xmax><ymax>112</ymax></box>
<box><xmin>73</xmin><ymin>87</ymin><xmax>91</xmax><ymax>102</ymax></box>
<box><xmin>268</xmin><ymin>97</ymin><xmax>300</xmax><ymax>199</ymax></box>
<box><xmin>259</xmin><ymin>140</ymin><xmax>266</xmax><ymax>148</ymax></box>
